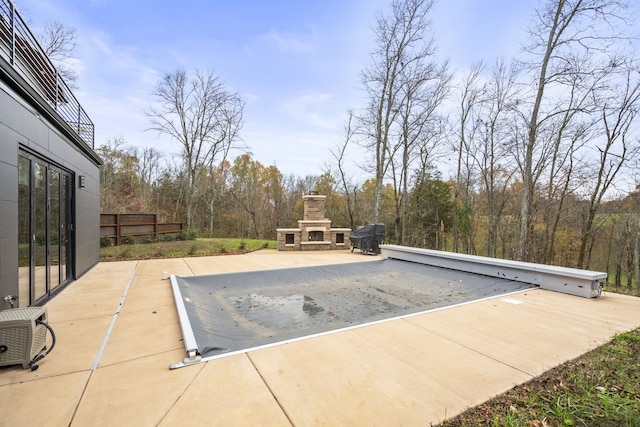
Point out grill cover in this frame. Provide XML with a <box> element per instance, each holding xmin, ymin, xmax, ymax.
<box><xmin>349</xmin><ymin>224</ymin><xmax>385</xmax><ymax>254</ymax></box>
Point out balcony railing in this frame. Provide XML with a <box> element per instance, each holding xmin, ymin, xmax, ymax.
<box><xmin>0</xmin><ymin>0</ymin><xmax>94</xmax><ymax>148</ymax></box>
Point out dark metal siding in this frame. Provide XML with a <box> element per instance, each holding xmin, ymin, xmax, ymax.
<box><xmin>0</xmin><ymin>82</ymin><xmax>100</xmax><ymax>306</ymax></box>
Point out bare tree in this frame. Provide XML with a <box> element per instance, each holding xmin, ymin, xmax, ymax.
<box><xmin>451</xmin><ymin>62</ymin><xmax>486</xmax><ymax>254</ymax></box>
<box><xmin>516</xmin><ymin>0</ymin><xmax>631</xmax><ymax>261</ymax></box>
<box><xmin>539</xmin><ymin>63</ymin><xmax>603</xmax><ymax>265</ymax></box>
<box><xmin>147</xmin><ymin>69</ymin><xmax>244</xmax><ymax>231</ymax></box>
<box><xmin>228</xmin><ymin>155</ymin><xmax>268</xmax><ymax>239</ymax></box>
<box><xmin>37</xmin><ymin>19</ymin><xmax>78</xmax><ymax>88</ymax></box>
<box><xmin>96</xmin><ymin>137</ymin><xmax>127</xmax><ymax>213</ymax></box>
<box><xmin>358</xmin><ymin>0</ymin><xmax>438</xmax><ymax>222</ymax></box>
<box><xmin>390</xmin><ymin>55</ymin><xmax>451</xmax><ymax>244</ymax></box>
<box><xmin>134</xmin><ymin>145</ymin><xmax>164</xmax><ymax>214</ymax></box>
<box><xmin>578</xmin><ymin>60</ymin><xmax>640</xmax><ymax>268</ymax></box>
<box><xmin>473</xmin><ymin>59</ymin><xmax>521</xmax><ymax>258</ymax></box>
<box><xmin>330</xmin><ymin>110</ymin><xmax>359</xmax><ymax>229</ymax></box>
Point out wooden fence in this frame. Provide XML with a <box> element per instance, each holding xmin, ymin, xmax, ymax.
<box><xmin>100</xmin><ymin>214</ymin><xmax>183</xmax><ymax>245</ymax></box>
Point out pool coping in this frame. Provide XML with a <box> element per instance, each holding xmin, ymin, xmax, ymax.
<box><xmin>381</xmin><ymin>244</ymin><xmax>607</xmax><ymax>298</ymax></box>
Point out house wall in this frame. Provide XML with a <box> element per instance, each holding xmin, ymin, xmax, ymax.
<box><xmin>0</xmin><ymin>81</ymin><xmax>101</xmax><ymax>307</ymax></box>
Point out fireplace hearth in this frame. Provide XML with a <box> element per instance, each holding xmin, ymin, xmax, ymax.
<box><xmin>277</xmin><ymin>194</ymin><xmax>351</xmax><ymax>251</ymax></box>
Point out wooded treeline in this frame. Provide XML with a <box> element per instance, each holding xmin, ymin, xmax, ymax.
<box><xmin>99</xmin><ymin>0</ymin><xmax>640</xmax><ymax>289</ymax></box>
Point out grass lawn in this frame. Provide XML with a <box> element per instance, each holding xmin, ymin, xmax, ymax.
<box><xmin>99</xmin><ymin>237</ymin><xmax>277</xmax><ymax>261</ymax></box>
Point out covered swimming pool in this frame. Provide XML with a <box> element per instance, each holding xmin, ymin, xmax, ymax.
<box><xmin>170</xmin><ymin>256</ymin><xmax>532</xmax><ymax>368</ymax></box>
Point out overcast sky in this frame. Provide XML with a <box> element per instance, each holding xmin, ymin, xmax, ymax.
<box><xmin>14</xmin><ymin>0</ymin><xmax>640</xmax><ymax>180</ymax></box>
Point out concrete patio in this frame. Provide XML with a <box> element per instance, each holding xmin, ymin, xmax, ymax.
<box><xmin>1</xmin><ymin>249</ymin><xmax>639</xmax><ymax>426</ymax></box>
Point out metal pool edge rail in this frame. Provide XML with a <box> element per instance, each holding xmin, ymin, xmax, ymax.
<box><xmin>380</xmin><ymin>245</ymin><xmax>606</xmax><ymax>298</ymax></box>
<box><xmin>169</xmin><ymin>274</ymin><xmax>201</xmax><ymax>369</ymax></box>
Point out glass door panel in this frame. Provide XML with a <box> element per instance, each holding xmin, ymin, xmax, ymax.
<box><xmin>49</xmin><ymin>168</ymin><xmax>61</xmax><ymax>290</ymax></box>
<box><xmin>33</xmin><ymin>161</ymin><xmax>47</xmax><ymax>302</ymax></box>
<box><xmin>18</xmin><ymin>156</ymin><xmax>31</xmax><ymax>307</ymax></box>
<box><xmin>61</xmin><ymin>173</ymin><xmax>70</xmax><ymax>283</ymax></box>
<box><xmin>18</xmin><ymin>151</ymin><xmax>74</xmax><ymax>306</ymax></box>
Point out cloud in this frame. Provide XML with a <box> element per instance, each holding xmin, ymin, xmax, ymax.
<box><xmin>77</xmin><ymin>31</ymin><xmax>159</xmax><ymax>94</ymax></box>
<box><xmin>282</xmin><ymin>91</ymin><xmax>337</xmax><ymax>129</ymax></box>
<box><xmin>242</xmin><ymin>126</ymin><xmax>336</xmax><ymax>175</ymax></box>
<box><xmin>261</xmin><ymin>28</ymin><xmax>318</xmax><ymax>54</ymax></box>
<box><xmin>63</xmin><ymin>28</ymin><xmax>171</xmax><ymax>150</ymax></box>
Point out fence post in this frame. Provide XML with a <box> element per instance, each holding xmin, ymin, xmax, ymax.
<box><xmin>116</xmin><ymin>213</ymin><xmax>121</xmax><ymax>246</ymax></box>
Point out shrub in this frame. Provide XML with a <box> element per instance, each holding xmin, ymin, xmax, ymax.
<box><xmin>177</xmin><ymin>230</ymin><xmax>198</xmax><ymax>241</ymax></box>
<box><xmin>189</xmin><ymin>244</ymin><xmax>198</xmax><ymax>255</ymax></box>
<box><xmin>141</xmin><ymin>235</ymin><xmax>156</xmax><ymax>244</ymax></box>
<box><xmin>238</xmin><ymin>241</ymin><xmax>246</xmax><ymax>250</ymax></box>
<box><xmin>121</xmin><ymin>235</ymin><xmax>135</xmax><ymax>245</ymax></box>
<box><xmin>163</xmin><ymin>233</ymin><xmax>176</xmax><ymax>242</ymax></box>
<box><xmin>35</xmin><ymin>231</ymin><xmax>46</xmax><ymax>246</ymax></box>
<box><xmin>100</xmin><ymin>236</ymin><xmax>113</xmax><ymax>248</ymax></box>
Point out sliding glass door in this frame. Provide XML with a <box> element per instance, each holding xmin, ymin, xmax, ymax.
<box><xmin>18</xmin><ymin>152</ymin><xmax>73</xmax><ymax>306</ymax></box>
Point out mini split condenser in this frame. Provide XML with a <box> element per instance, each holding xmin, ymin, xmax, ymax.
<box><xmin>0</xmin><ymin>307</ymin><xmax>54</xmax><ymax>370</ymax></box>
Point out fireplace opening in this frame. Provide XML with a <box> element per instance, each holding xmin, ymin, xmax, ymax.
<box><xmin>309</xmin><ymin>231</ymin><xmax>323</xmax><ymax>241</ymax></box>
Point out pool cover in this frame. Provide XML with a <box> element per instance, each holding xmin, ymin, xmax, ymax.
<box><xmin>171</xmin><ymin>258</ymin><xmax>530</xmax><ymax>362</ymax></box>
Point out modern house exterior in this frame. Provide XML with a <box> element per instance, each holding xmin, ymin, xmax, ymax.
<box><xmin>1</xmin><ymin>0</ymin><xmax>101</xmax><ymax>308</ymax></box>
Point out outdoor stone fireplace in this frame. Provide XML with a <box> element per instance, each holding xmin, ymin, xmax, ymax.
<box><xmin>277</xmin><ymin>193</ymin><xmax>351</xmax><ymax>251</ymax></box>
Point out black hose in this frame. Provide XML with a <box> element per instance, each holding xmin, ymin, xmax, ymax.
<box><xmin>29</xmin><ymin>319</ymin><xmax>56</xmax><ymax>371</ymax></box>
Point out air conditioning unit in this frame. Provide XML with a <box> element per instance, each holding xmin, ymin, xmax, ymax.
<box><xmin>0</xmin><ymin>307</ymin><xmax>53</xmax><ymax>370</ymax></box>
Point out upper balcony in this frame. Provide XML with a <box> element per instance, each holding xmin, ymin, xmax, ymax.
<box><xmin>0</xmin><ymin>0</ymin><xmax>94</xmax><ymax>149</ymax></box>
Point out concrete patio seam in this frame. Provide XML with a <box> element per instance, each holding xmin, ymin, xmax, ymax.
<box><xmin>96</xmin><ymin>347</ymin><xmax>187</xmax><ymax>369</ymax></box>
<box><xmin>404</xmin><ymin>317</ymin><xmax>537</xmax><ymax>378</ymax></box>
<box><xmin>91</xmin><ymin>267</ymin><xmax>138</xmax><ymax>370</ymax></box>
<box><xmin>246</xmin><ymin>353</ymin><xmax>296</xmax><ymax>427</ymax></box>
<box><xmin>157</xmin><ymin>360</ymin><xmax>207</xmax><ymax>425</ymax></box>
<box><xmin>68</xmin><ymin>370</ymin><xmax>95</xmax><ymax>426</ymax></box>
<box><xmin>181</xmin><ymin>257</ymin><xmax>197</xmax><ymax>276</ymax></box>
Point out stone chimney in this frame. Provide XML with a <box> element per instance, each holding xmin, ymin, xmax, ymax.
<box><xmin>303</xmin><ymin>194</ymin><xmax>327</xmax><ymax>221</ymax></box>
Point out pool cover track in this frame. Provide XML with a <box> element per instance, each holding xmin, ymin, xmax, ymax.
<box><xmin>169</xmin><ymin>257</ymin><xmax>531</xmax><ymax>369</ymax></box>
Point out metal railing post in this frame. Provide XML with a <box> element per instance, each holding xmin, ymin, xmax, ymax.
<box><xmin>55</xmin><ymin>68</ymin><xmax>59</xmax><ymax>109</ymax></box>
<box><xmin>9</xmin><ymin>0</ymin><xmax>15</xmax><ymax>65</ymax></box>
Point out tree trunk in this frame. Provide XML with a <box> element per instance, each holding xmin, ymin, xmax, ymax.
<box><xmin>635</xmin><ymin>218</ymin><xmax>640</xmax><ymax>292</ymax></box>
<box><xmin>519</xmin><ymin>0</ymin><xmax>569</xmax><ymax>261</ymax></box>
